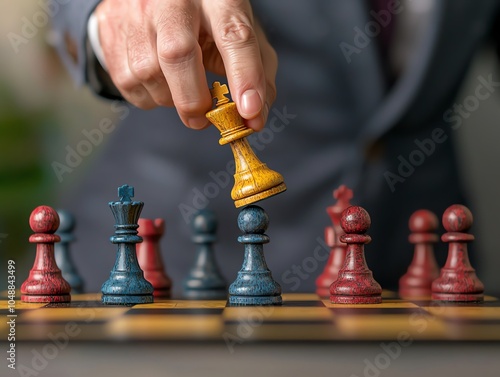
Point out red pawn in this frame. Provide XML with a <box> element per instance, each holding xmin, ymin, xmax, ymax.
<box><xmin>399</xmin><ymin>210</ymin><xmax>440</xmax><ymax>299</ymax></box>
<box><xmin>432</xmin><ymin>204</ymin><xmax>484</xmax><ymax>302</ymax></box>
<box><xmin>21</xmin><ymin>206</ymin><xmax>71</xmax><ymax>303</ymax></box>
<box><xmin>137</xmin><ymin>218</ymin><xmax>172</xmax><ymax>298</ymax></box>
<box><xmin>316</xmin><ymin>185</ymin><xmax>352</xmax><ymax>297</ymax></box>
<box><xmin>330</xmin><ymin>206</ymin><xmax>382</xmax><ymax>304</ymax></box>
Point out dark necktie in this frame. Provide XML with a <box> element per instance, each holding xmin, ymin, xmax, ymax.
<box><xmin>369</xmin><ymin>0</ymin><xmax>397</xmax><ymax>85</ymax></box>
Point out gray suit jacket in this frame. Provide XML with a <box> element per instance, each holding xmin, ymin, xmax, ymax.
<box><xmin>52</xmin><ymin>0</ymin><xmax>500</xmax><ymax>293</ymax></box>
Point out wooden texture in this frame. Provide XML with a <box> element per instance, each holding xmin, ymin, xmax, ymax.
<box><xmin>330</xmin><ymin>206</ymin><xmax>382</xmax><ymax>304</ymax></box>
<box><xmin>21</xmin><ymin>206</ymin><xmax>71</xmax><ymax>303</ymax></box>
<box><xmin>183</xmin><ymin>210</ymin><xmax>227</xmax><ymax>299</ymax></box>
<box><xmin>205</xmin><ymin>82</ymin><xmax>286</xmax><ymax>207</ymax></box>
<box><xmin>229</xmin><ymin>205</ymin><xmax>282</xmax><ymax>306</ymax></box>
<box><xmin>54</xmin><ymin>210</ymin><xmax>85</xmax><ymax>294</ymax></box>
<box><xmin>432</xmin><ymin>204</ymin><xmax>484</xmax><ymax>302</ymax></box>
<box><xmin>316</xmin><ymin>185</ymin><xmax>352</xmax><ymax>297</ymax></box>
<box><xmin>137</xmin><ymin>218</ymin><xmax>172</xmax><ymax>298</ymax></box>
<box><xmin>101</xmin><ymin>185</ymin><xmax>154</xmax><ymax>305</ymax></box>
<box><xmin>5</xmin><ymin>292</ymin><xmax>500</xmax><ymax>342</ymax></box>
<box><xmin>399</xmin><ymin>209</ymin><xmax>440</xmax><ymax>299</ymax></box>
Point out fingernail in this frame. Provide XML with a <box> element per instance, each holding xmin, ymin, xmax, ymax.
<box><xmin>240</xmin><ymin>89</ymin><xmax>262</xmax><ymax>118</ymax></box>
<box><xmin>187</xmin><ymin>117</ymin><xmax>209</xmax><ymax>130</ymax></box>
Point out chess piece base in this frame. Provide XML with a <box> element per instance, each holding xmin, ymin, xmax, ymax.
<box><xmin>228</xmin><ymin>295</ymin><xmax>282</xmax><ymax>306</ymax></box>
<box><xmin>399</xmin><ymin>287</ymin><xmax>432</xmax><ymax>300</ymax></box>
<box><xmin>21</xmin><ymin>294</ymin><xmax>71</xmax><ymax>303</ymax></box>
<box><xmin>102</xmin><ymin>294</ymin><xmax>153</xmax><ymax>305</ymax></box>
<box><xmin>316</xmin><ymin>287</ymin><xmax>331</xmax><ymax>298</ymax></box>
<box><xmin>234</xmin><ymin>183</ymin><xmax>287</xmax><ymax>208</ymax></box>
<box><xmin>431</xmin><ymin>292</ymin><xmax>484</xmax><ymax>302</ymax></box>
<box><xmin>330</xmin><ymin>295</ymin><xmax>382</xmax><ymax>304</ymax></box>
<box><xmin>153</xmin><ymin>288</ymin><xmax>171</xmax><ymax>298</ymax></box>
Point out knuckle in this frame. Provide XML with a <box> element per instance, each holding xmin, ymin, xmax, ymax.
<box><xmin>157</xmin><ymin>34</ymin><xmax>198</xmax><ymax>65</ymax></box>
<box><xmin>135</xmin><ymin>101</ymin><xmax>156</xmax><ymax>110</ymax></box>
<box><xmin>127</xmin><ymin>89</ymin><xmax>154</xmax><ymax>109</ymax></box>
<box><xmin>113</xmin><ymin>71</ymin><xmax>136</xmax><ymax>92</ymax></box>
<box><xmin>174</xmin><ymin>99</ymin><xmax>202</xmax><ymax>117</ymax></box>
<box><xmin>217</xmin><ymin>16</ymin><xmax>256</xmax><ymax>47</ymax></box>
<box><xmin>122</xmin><ymin>91</ymin><xmax>154</xmax><ymax>109</ymax></box>
<box><xmin>129</xmin><ymin>57</ymin><xmax>158</xmax><ymax>82</ymax></box>
<box><xmin>126</xmin><ymin>28</ymin><xmax>160</xmax><ymax>81</ymax></box>
<box><xmin>154</xmin><ymin>95</ymin><xmax>174</xmax><ymax>107</ymax></box>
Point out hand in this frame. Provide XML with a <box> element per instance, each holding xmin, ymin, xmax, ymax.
<box><xmin>95</xmin><ymin>0</ymin><xmax>277</xmax><ymax>131</ymax></box>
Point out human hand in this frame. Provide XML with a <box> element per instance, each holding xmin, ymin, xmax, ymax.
<box><xmin>95</xmin><ymin>0</ymin><xmax>277</xmax><ymax>131</ymax></box>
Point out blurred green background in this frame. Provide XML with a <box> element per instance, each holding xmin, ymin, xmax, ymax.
<box><xmin>0</xmin><ymin>2</ymin><xmax>114</xmax><ymax>276</ymax></box>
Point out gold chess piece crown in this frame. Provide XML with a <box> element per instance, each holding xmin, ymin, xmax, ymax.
<box><xmin>206</xmin><ymin>82</ymin><xmax>286</xmax><ymax>208</ymax></box>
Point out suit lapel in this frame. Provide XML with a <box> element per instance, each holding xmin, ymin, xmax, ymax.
<box><xmin>333</xmin><ymin>0</ymin><xmax>387</xmax><ymax>122</ymax></box>
<box><xmin>359</xmin><ymin>0</ymin><xmax>446</xmax><ymax>143</ymax></box>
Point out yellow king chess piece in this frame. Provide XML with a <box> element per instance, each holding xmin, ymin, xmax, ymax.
<box><xmin>206</xmin><ymin>82</ymin><xmax>287</xmax><ymax>208</ymax></box>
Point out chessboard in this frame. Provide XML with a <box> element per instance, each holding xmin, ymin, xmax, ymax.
<box><xmin>3</xmin><ymin>291</ymin><xmax>500</xmax><ymax>343</ymax></box>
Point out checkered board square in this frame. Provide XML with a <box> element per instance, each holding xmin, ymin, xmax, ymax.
<box><xmin>2</xmin><ymin>293</ymin><xmax>500</xmax><ymax>342</ymax></box>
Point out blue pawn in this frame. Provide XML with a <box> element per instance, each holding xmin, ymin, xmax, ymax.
<box><xmin>183</xmin><ymin>210</ymin><xmax>227</xmax><ymax>299</ymax></box>
<box><xmin>229</xmin><ymin>205</ymin><xmax>282</xmax><ymax>306</ymax></box>
<box><xmin>55</xmin><ymin>210</ymin><xmax>85</xmax><ymax>293</ymax></box>
<box><xmin>101</xmin><ymin>185</ymin><xmax>154</xmax><ymax>305</ymax></box>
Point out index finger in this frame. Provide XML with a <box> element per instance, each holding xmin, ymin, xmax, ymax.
<box><xmin>155</xmin><ymin>1</ymin><xmax>212</xmax><ymax>129</ymax></box>
<box><xmin>206</xmin><ymin>0</ymin><xmax>267</xmax><ymax>125</ymax></box>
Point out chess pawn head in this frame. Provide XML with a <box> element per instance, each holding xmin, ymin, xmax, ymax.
<box><xmin>183</xmin><ymin>209</ymin><xmax>227</xmax><ymax>299</ymax></box>
<box><xmin>408</xmin><ymin>209</ymin><xmax>440</xmax><ymax>246</ymax></box>
<box><xmin>442</xmin><ymin>204</ymin><xmax>473</xmax><ymax>233</ymax></box>
<box><xmin>229</xmin><ymin>205</ymin><xmax>282</xmax><ymax>305</ymax></box>
<box><xmin>30</xmin><ymin>205</ymin><xmax>60</xmax><ymax>236</ymax></box>
<box><xmin>57</xmin><ymin>209</ymin><xmax>75</xmax><ymax>235</ymax></box>
<box><xmin>238</xmin><ymin>205</ymin><xmax>270</xmax><ymax>235</ymax></box>
<box><xmin>205</xmin><ymin>82</ymin><xmax>286</xmax><ymax>208</ymax></box>
<box><xmin>409</xmin><ymin>209</ymin><xmax>439</xmax><ymax>234</ymax></box>
<box><xmin>399</xmin><ymin>209</ymin><xmax>439</xmax><ymax>299</ymax></box>
<box><xmin>21</xmin><ymin>206</ymin><xmax>71</xmax><ymax>303</ymax></box>
<box><xmin>330</xmin><ymin>206</ymin><xmax>382</xmax><ymax>304</ymax></box>
<box><xmin>55</xmin><ymin>209</ymin><xmax>84</xmax><ymax>293</ymax></box>
<box><xmin>341</xmin><ymin>206</ymin><xmax>371</xmax><ymax>237</ymax></box>
<box><xmin>432</xmin><ymin>204</ymin><xmax>484</xmax><ymax>302</ymax></box>
<box><xmin>192</xmin><ymin>209</ymin><xmax>217</xmax><ymax>243</ymax></box>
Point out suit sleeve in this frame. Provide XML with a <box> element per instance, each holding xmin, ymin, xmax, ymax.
<box><xmin>51</xmin><ymin>0</ymin><xmax>101</xmax><ymax>85</ymax></box>
<box><xmin>51</xmin><ymin>0</ymin><xmax>122</xmax><ymax>99</ymax></box>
